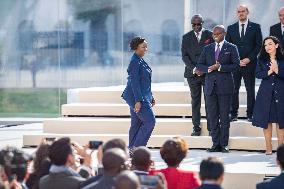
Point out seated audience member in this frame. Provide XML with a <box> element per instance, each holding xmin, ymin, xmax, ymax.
<box><xmin>151</xmin><ymin>137</ymin><xmax>200</xmax><ymax>189</ymax></box>
<box><xmin>197</xmin><ymin>157</ymin><xmax>224</xmax><ymax>189</ymax></box>
<box><xmin>131</xmin><ymin>147</ymin><xmax>152</xmax><ymax>176</ymax></box>
<box><xmin>26</xmin><ymin>140</ymin><xmax>51</xmax><ymax>189</ymax></box>
<box><xmin>114</xmin><ymin>170</ymin><xmax>140</xmax><ymax>189</ymax></box>
<box><xmin>80</xmin><ymin>138</ymin><xmax>128</xmax><ymax>187</ymax></box>
<box><xmin>82</xmin><ymin>148</ymin><xmax>128</xmax><ymax>189</ymax></box>
<box><xmin>0</xmin><ymin>147</ymin><xmax>31</xmax><ymax>189</ymax></box>
<box><xmin>256</xmin><ymin>144</ymin><xmax>284</xmax><ymax>189</ymax></box>
<box><xmin>39</xmin><ymin>137</ymin><xmax>85</xmax><ymax>189</ymax></box>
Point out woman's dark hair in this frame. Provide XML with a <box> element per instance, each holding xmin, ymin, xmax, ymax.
<box><xmin>129</xmin><ymin>37</ymin><xmax>146</xmax><ymax>50</ymax></box>
<box><xmin>258</xmin><ymin>36</ymin><xmax>284</xmax><ymax>60</ymax></box>
<box><xmin>160</xmin><ymin>137</ymin><xmax>189</xmax><ymax>167</ymax></box>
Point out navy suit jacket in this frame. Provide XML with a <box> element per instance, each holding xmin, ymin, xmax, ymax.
<box><xmin>197</xmin><ymin>41</ymin><xmax>240</xmax><ymax>95</ymax></box>
<box><xmin>256</xmin><ymin>173</ymin><xmax>284</xmax><ymax>189</ymax></box>
<box><xmin>181</xmin><ymin>29</ymin><xmax>214</xmax><ymax>78</ymax></box>
<box><xmin>197</xmin><ymin>184</ymin><xmax>222</xmax><ymax>189</ymax></box>
<box><xmin>226</xmin><ymin>21</ymin><xmax>262</xmax><ymax>68</ymax></box>
<box><xmin>270</xmin><ymin>23</ymin><xmax>284</xmax><ymax>47</ymax></box>
<box><xmin>122</xmin><ymin>53</ymin><xmax>153</xmax><ymax>108</ymax></box>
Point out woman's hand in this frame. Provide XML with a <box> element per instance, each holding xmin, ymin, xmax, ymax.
<box><xmin>134</xmin><ymin>102</ymin><xmax>141</xmax><ymax>113</ymax></box>
<box><xmin>151</xmin><ymin>98</ymin><xmax>156</xmax><ymax>107</ymax></box>
<box><xmin>271</xmin><ymin>60</ymin><xmax>279</xmax><ymax>74</ymax></box>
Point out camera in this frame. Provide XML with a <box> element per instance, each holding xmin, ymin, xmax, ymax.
<box><xmin>88</xmin><ymin>140</ymin><xmax>103</xmax><ymax>150</ymax></box>
<box><xmin>139</xmin><ymin>175</ymin><xmax>159</xmax><ymax>187</ymax></box>
<box><xmin>45</xmin><ymin>137</ymin><xmax>56</xmax><ymax>144</ymax></box>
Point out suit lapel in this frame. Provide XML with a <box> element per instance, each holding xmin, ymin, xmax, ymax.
<box><xmin>218</xmin><ymin>41</ymin><xmax>228</xmax><ymax>62</ymax></box>
<box><xmin>211</xmin><ymin>43</ymin><xmax>216</xmax><ymax>65</ymax></box>
<box><xmin>244</xmin><ymin>21</ymin><xmax>252</xmax><ymax>40</ymax></box>
<box><xmin>199</xmin><ymin>30</ymin><xmax>206</xmax><ymax>44</ymax></box>
<box><xmin>190</xmin><ymin>31</ymin><xmax>199</xmax><ymax>45</ymax></box>
<box><xmin>234</xmin><ymin>22</ymin><xmax>242</xmax><ymax>41</ymax></box>
<box><xmin>277</xmin><ymin>23</ymin><xmax>283</xmax><ymax>38</ymax></box>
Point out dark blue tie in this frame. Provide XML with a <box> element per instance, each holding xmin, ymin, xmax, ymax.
<box><xmin>241</xmin><ymin>24</ymin><xmax>245</xmax><ymax>41</ymax></box>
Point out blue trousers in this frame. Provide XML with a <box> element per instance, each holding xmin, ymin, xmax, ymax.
<box><xmin>128</xmin><ymin>102</ymin><xmax>156</xmax><ymax>148</ymax></box>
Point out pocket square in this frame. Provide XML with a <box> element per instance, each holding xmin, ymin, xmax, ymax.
<box><xmin>224</xmin><ymin>52</ymin><xmax>230</xmax><ymax>55</ymax></box>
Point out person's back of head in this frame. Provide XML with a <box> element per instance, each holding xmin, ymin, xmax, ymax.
<box><xmin>131</xmin><ymin>147</ymin><xmax>151</xmax><ymax>172</ymax></box>
<box><xmin>102</xmin><ymin>138</ymin><xmax>127</xmax><ymax>153</ymax></box>
<box><xmin>160</xmin><ymin>137</ymin><xmax>189</xmax><ymax>167</ymax></box>
<box><xmin>199</xmin><ymin>157</ymin><xmax>224</xmax><ymax>185</ymax></box>
<box><xmin>48</xmin><ymin>137</ymin><xmax>73</xmax><ymax>166</ymax></box>
<box><xmin>0</xmin><ymin>147</ymin><xmax>31</xmax><ymax>183</ymax></box>
<box><xmin>114</xmin><ymin>170</ymin><xmax>140</xmax><ymax>189</ymax></box>
<box><xmin>277</xmin><ymin>143</ymin><xmax>284</xmax><ymax>170</ymax></box>
<box><xmin>103</xmin><ymin>148</ymin><xmax>128</xmax><ymax>176</ymax></box>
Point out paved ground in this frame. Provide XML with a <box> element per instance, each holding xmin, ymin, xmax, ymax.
<box><xmin>0</xmin><ymin>122</ymin><xmax>280</xmax><ymax>175</ymax></box>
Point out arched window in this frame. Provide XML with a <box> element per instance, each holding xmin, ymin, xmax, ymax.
<box><xmin>123</xmin><ymin>20</ymin><xmax>143</xmax><ymax>51</ymax></box>
<box><xmin>161</xmin><ymin>20</ymin><xmax>180</xmax><ymax>54</ymax></box>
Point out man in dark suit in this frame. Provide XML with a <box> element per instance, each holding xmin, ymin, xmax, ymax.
<box><xmin>181</xmin><ymin>14</ymin><xmax>214</xmax><ymax>136</ymax></box>
<box><xmin>226</xmin><ymin>5</ymin><xmax>262</xmax><ymax>122</ymax></box>
<box><xmin>256</xmin><ymin>144</ymin><xmax>284</xmax><ymax>189</ymax></box>
<box><xmin>197</xmin><ymin>25</ymin><xmax>240</xmax><ymax>153</ymax></box>
<box><xmin>197</xmin><ymin>157</ymin><xmax>224</xmax><ymax>189</ymax></box>
<box><xmin>270</xmin><ymin>7</ymin><xmax>284</xmax><ymax>47</ymax></box>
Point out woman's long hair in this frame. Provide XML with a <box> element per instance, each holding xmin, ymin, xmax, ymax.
<box><xmin>258</xmin><ymin>36</ymin><xmax>284</xmax><ymax>61</ymax></box>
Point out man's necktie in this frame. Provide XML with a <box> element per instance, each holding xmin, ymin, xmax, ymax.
<box><xmin>196</xmin><ymin>32</ymin><xmax>200</xmax><ymax>42</ymax></box>
<box><xmin>215</xmin><ymin>43</ymin><xmax>220</xmax><ymax>61</ymax></box>
<box><xmin>241</xmin><ymin>24</ymin><xmax>245</xmax><ymax>41</ymax></box>
<box><xmin>282</xmin><ymin>27</ymin><xmax>284</xmax><ymax>41</ymax></box>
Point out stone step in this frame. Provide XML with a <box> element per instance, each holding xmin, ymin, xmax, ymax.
<box><xmin>68</xmin><ymin>85</ymin><xmax>253</xmax><ymax>104</ymax></box>
<box><xmin>23</xmin><ymin>133</ymin><xmax>278</xmax><ymax>151</ymax></box>
<box><xmin>61</xmin><ymin>103</ymin><xmax>248</xmax><ymax>117</ymax></box>
<box><xmin>43</xmin><ymin>118</ymin><xmax>275</xmax><ymax>137</ymax></box>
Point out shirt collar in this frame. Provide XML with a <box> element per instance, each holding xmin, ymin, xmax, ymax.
<box><xmin>239</xmin><ymin>19</ymin><xmax>248</xmax><ymax>26</ymax></box>
<box><xmin>216</xmin><ymin>40</ymin><xmax>225</xmax><ymax>47</ymax></box>
<box><xmin>281</xmin><ymin>23</ymin><xmax>284</xmax><ymax>30</ymax></box>
<box><xmin>194</xmin><ymin>28</ymin><xmax>204</xmax><ymax>35</ymax></box>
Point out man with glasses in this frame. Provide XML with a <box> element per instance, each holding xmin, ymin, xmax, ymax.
<box><xmin>270</xmin><ymin>7</ymin><xmax>284</xmax><ymax>48</ymax></box>
<box><xmin>226</xmin><ymin>5</ymin><xmax>262</xmax><ymax>122</ymax></box>
<box><xmin>181</xmin><ymin>14</ymin><xmax>214</xmax><ymax>136</ymax></box>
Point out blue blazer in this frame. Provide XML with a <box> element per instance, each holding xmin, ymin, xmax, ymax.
<box><xmin>226</xmin><ymin>20</ymin><xmax>262</xmax><ymax>65</ymax></box>
<box><xmin>197</xmin><ymin>41</ymin><xmax>240</xmax><ymax>95</ymax></box>
<box><xmin>122</xmin><ymin>53</ymin><xmax>153</xmax><ymax>107</ymax></box>
<box><xmin>256</xmin><ymin>173</ymin><xmax>284</xmax><ymax>189</ymax></box>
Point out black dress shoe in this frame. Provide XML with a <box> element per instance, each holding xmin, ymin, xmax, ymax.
<box><xmin>230</xmin><ymin>116</ymin><xmax>238</xmax><ymax>122</ymax></box>
<box><xmin>191</xmin><ymin>130</ymin><xmax>201</xmax><ymax>136</ymax></box>
<box><xmin>247</xmin><ymin>117</ymin><xmax>252</xmax><ymax>122</ymax></box>
<box><xmin>221</xmin><ymin>146</ymin><xmax>229</xmax><ymax>153</ymax></box>
<box><xmin>207</xmin><ymin>145</ymin><xmax>221</xmax><ymax>152</ymax></box>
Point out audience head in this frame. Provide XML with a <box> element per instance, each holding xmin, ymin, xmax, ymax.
<box><xmin>279</xmin><ymin>7</ymin><xmax>284</xmax><ymax>24</ymax></box>
<box><xmin>0</xmin><ymin>147</ymin><xmax>31</xmax><ymax>183</ymax></box>
<box><xmin>199</xmin><ymin>157</ymin><xmax>224</xmax><ymax>185</ymax></box>
<box><xmin>277</xmin><ymin>144</ymin><xmax>284</xmax><ymax>170</ymax></box>
<box><xmin>48</xmin><ymin>137</ymin><xmax>74</xmax><ymax>166</ymax></box>
<box><xmin>131</xmin><ymin>147</ymin><xmax>152</xmax><ymax>172</ymax></box>
<box><xmin>102</xmin><ymin>148</ymin><xmax>128</xmax><ymax>176</ymax></box>
<box><xmin>102</xmin><ymin>138</ymin><xmax>127</xmax><ymax>154</ymax></box>
<box><xmin>160</xmin><ymin>137</ymin><xmax>189</xmax><ymax>167</ymax></box>
<box><xmin>213</xmin><ymin>25</ymin><xmax>226</xmax><ymax>43</ymax></box>
<box><xmin>191</xmin><ymin>14</ymin><xmax>203</xmax><ymax>33</ymax></box>
<box><xmin>237</xmin><ymin>5</ymin><xmax>249</xmax><ymax>22</ymax></box>
<box><xmin>258</xmin><ymin>36</ymin><xmax>284</xmax><ymax>61</ymax></box>
<box><xmin>114</xmin><ymin>170</ymin><xmax>140</xmax><ymax>189</ymax></box>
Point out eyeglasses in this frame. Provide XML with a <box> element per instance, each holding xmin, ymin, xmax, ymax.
<box><xmin>192</xmin><ymin>23</ymin><xmax>202</xmax><ymax>27</ymax></box>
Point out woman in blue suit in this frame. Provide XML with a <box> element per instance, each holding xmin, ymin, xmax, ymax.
<box><xmin>252</xmin><ymin>36</ymin><xmax>284</xmax><ymax>155</ymax></box>
<box><xmin>122</xmin><ymin>37</ymin><xmax>156</xmax><ymax>153</ymax></box>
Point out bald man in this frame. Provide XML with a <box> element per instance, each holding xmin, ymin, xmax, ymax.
<box><xmin>181</xmin><ymin>14</ymin><xmax>214</xmax><ymax>136</ymax></box>
<box><xmin>197</xmin><ymin>25</ymin><xmax>240</xmax><ymax>153</ymax></box>
<box><xmin>270</xmin><ymin>7</ymin><xmax>284</xmax><ymax>48</ymax></box>
<box><xmin>226</xmin><ymin>5</ymin><xmax>262</xmax><ymax>122</ymax></box>
<box><xmin>83</xmin><ymin>148</ymin><xmax>128</xmax><ymax>189</ymax></box>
